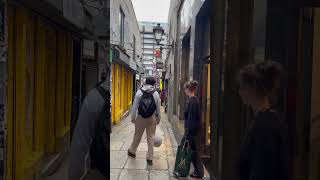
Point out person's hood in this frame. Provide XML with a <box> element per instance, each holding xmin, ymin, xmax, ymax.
<box><xmin>141</xmin><ymin>84</ymin><xmax>155</xmax><ymax>93</ymax></box>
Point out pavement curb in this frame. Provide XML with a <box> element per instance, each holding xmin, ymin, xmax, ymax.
<box><xmin>39</xmin><ymin>134</ymin><xmax>70</xmax><ymax>179</ymax></box>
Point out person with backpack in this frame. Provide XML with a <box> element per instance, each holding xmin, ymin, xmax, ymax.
<box><xmin>128</xmin><ymin>77</ymin><xmax>161</xmax><ymax>166</ymax></box>
<box><xmin>69</xmin><ymin>75</ymin><xmax>111</xmax><ymax>180</ymax></box>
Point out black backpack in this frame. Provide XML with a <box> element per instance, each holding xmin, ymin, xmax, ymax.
<box><xmin>138</xmin><ymin>88</ymin><xmax>157</xmax><ymax>118</ymax></box>
<box><xmin>90</xmin><ymin>85</ymin><xmax>111</xmax><ymax>177</ymax></box>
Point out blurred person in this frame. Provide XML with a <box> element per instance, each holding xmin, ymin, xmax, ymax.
<box><xmin>69</xmin><ymin>74</ymin><xmax>111</xmax><ymax>180</ymax></box>
<box><xmin>128</xmin><ymin>77</ymin><xmax>161</xmax><ymax>166</ymax></box>
<box><xmin>237</xmin><ymin>60</ymin><xmax>289</xmax><ymax>180</ymax></box>
<box><xmin>173</xmin><ymin>80</ymin><xmax>204</xmax><ymax>179</ymax></box>
<box><xmin>160</xmin><ymin>88</ymin><xmax>167</xmax><ymax>106</ymax></box>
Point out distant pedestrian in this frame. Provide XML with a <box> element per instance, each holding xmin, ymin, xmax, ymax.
<box><xmin>128</xmin><ymin>77</ymin><xmax>161</xmax><ymax>166</ymax></box>
<box><xmin>160</xmin><ymin>89</ymin><xmax>167</xmax><ymax>106</ymax></box>
<box><xmin>173</xmin><ymin>80</ymin><xmax>204</xmax><ymax>179</ymax></box>
<box><xmin>69</xmin><ymin>75</ymin><xmax>111</xmax><ymax>180</ymax></box>
<box><xmin>237</xmin><ymin>60</ymin><xmax>289</xmax><ymax>180</ymax></box>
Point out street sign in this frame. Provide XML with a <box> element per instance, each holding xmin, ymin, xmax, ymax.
<box><xmin>109</xmin><ymin>49</ymin><xmax>113</xmax><ymax>63</ymax></box>
<box><xmin>155</xmin><ymin>49</ymin><xmax>161</xmax><ymax>58</ymax></box>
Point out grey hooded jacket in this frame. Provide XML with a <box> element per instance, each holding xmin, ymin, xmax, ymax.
<box><xmin>69</xmin><ymin>84</ymin><xmax>109</xmax><ymax>180</ymax></box>
<box><xmin>131</xmin><ymin>84</ymin><xmax>161</xmax><ymax>122</ymax></box>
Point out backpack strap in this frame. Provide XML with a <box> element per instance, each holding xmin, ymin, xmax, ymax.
<box><xmin>140</xmin><ymin>88</ymin><xmax>146</xmax><ymax>94</ymax></box>
<box><xmin>95</xmin><ymin>85</ymin><xmax>111</xmax><ymax>133</ymax></box>
<box><xmin>96</xmin><ymin>85</ymin><xmax>109</xmax><ymax>101</ymax></box>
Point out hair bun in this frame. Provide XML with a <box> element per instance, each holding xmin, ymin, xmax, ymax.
<box><xmin>184</xmin><ymin>80</ymin><xmax>199</xmax><ymax>92</ymax></box>
<box><xmin>190</xmin><ymin>81</ymin><xmax>198</xmax><ymax>87</ymax></box>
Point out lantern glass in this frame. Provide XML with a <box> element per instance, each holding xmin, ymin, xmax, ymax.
<box><xmin>154</xmin><ymin>29</ymin><xmax>163</xmax><ymax>42</ymax></box>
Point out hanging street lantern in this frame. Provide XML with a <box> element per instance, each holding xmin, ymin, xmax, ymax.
<box><xmin>153</xmin><ymin>23</ymin><xmax>164</xmax><ymax>45</ymax></box>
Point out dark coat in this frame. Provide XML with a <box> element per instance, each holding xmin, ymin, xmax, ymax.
<box><xmin>184</xmin><ymin>96</ymin><xmax>201</xmax><ymax>138</ymax></box>
<box><xmin>69</xmin><ymin>85</ymin><xmax>110</xmax><ymax>180</ymax></box>
<box><xmin>237</xmin><ymin>109</ymin><xmax>290</xmax><ymax>180</ymax></box>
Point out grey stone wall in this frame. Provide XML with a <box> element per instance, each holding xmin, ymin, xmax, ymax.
<box><xmin>110</xmin><ymin>0</ymin><xmax>143</xmax><ymax>67</ymax></box>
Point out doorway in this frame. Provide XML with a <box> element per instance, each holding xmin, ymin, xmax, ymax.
<box><xmin>70</xmin><ymin>39</ymin><xmax>81</xmax><ymax>141</ymax></box>
<box><xmin>294</xmin><ymin>7</ymin><xmax>320</xmax><ymax>180</ymax></box>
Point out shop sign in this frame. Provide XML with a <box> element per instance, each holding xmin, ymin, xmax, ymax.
<box><xmin>119</xmin><ymin>50</ymin><xmax>130</xmax><ymax>65</ymax></box>
<box><xmin>93</xmin><ymin>14</ymin><xmax>109</xmax><ymax>36</ymax></box>
<box><xmin>155</xmin><ymin>49</ymin><xmax>161</xmax><ymax>58</ymax></box>
<box><xmin>109</xmin><ymin>49</ymin><xmax>113</xmax><ymax>63</ymax></box>
<box><xmin>156</xmin><ymin>62</ymin><xmax>164</xmax><ymax>69</ymax></box>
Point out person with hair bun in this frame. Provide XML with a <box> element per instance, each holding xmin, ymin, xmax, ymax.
<box><xmin>237</xmin><ymin>60</ymin><xmax>289</xmax><ymax>180</ymax></box>
<box><xmin>173</xmin><ymin>80</ymin><xmax>204</xmax><ymax>178</ymax></box>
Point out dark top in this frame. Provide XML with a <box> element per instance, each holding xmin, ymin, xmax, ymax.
<box><xmin>184</xmin><ymin>96</ymin><xmax>201</xmax><ymax>138</ymax></box>
<box><xmin>238</xmin><ymin>109</ymin><xmax>290</xmax><ymax>180</ymax></box>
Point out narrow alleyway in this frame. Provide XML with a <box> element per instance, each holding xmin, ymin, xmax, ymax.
<box><xmin>43</xmin><ymin>107</ymin><xmax>209</xmax><ymax>180</ymax></box>
<box><xmin>110</xmin><ymin>107</ymin><xmax>210</xmax><ymax>180</ymax></box>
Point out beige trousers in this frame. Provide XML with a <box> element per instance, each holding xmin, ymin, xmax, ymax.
<box><xmin>129</xmin><ymin>115</ymin><xmax>157</xmax><ymax>160</ymax></box>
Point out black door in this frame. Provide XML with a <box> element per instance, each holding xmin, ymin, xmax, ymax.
<box><xmin>70</xmin><ymin>40</ymin><xmax>81</xmax><ymax>140</ymax></box>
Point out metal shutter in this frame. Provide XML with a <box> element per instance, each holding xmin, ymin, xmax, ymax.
<box><xmin>86</xmin><ymin>61</ymin><xmax>98</xmax><ymax>92</ymax></box>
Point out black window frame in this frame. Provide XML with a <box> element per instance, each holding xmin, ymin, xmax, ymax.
<box><xmin>119</xmin><ymin>7</ymin><xmax>125</xmax><ymax>47</ymax></box>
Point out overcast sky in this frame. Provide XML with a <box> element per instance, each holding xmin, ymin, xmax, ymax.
<box><xmin>131</xmin><ymin>0</ymin><xmax>171</xmax><ymax>23</ymax></box>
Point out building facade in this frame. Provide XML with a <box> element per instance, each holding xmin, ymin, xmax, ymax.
<box><xmin>110</xmin><ymin>0</ymin><xmax>143</xmax><ymax>124</ymax></box>
<box><xmin>139</xmin><ymin>21</ymin><xmax>168</xmax><ymax>85</ymax></box>
<box><xmin>210</xmin><ymin>0</ymin><xmax>320</xmax><ymax>179</ymax></box>
<box><xmin>166</xmin><ymin>0</ymin><xmax>211</xmax><ymax>168</ymax></box>
<box><xmin>1</xmin><ymin>0</ymin><xmax>110</xmax><ymax>179</ymax></box>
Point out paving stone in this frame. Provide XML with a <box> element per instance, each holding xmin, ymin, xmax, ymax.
<box><xmin>170</xmin><ymin>176</ymin><xmax>180</xmax><ymax>180</ymax></box>
<box><xmin>118</xmin><ymin>169</ymin><xmax>149</xmax><ymax>180</ymax></box>
<box><xmin>109</xmin><ymin>107</ymin><xmax>210</xmax><ymax>179</ymax></box>
<box><xmin>125</xmin><ymin>159</ymin><xmax>147</xmax><ymax>170</ymax></box>
<box><xmin>164</xmin><ymin>137</ymin><xmax>172</xmax><ymax>147</ymax></box>
<box><xmin>111</xmin><ymin>151</ymin><xmax>128</xmax><ymax>169</ymax></box>
<box><xmin>111</xmin><ymin>142</ymin><xmax>124</xmax><ymax>150</ymax></box>
<box><xmin>117</xmin><ymin>130</ymin><xmax>132</xmax><ymax>135</ymax></box>
<box><xmin>167</xmin><ymin>157</ymin><xmax>176</xmax><ymax>173</ymax></box>
<box><xmin>137</xmin><ymin>143</ymin><xmax>149</xmax><ymax>152</ymax></box>
<box><xmin>166</xmin><ymin>147</ymin><xmax>175</xmax><ymax>157</ymax></box>
<box><xmin>121</xmin><ymin>126</ymin><xmax>134</xmax><ymax>132</ymax></box>
<box><xmin>149</xmin><ymin>170</ymin><xmax>170</xmax><ymax>180</ymax></box>
<box><xmin>141</xmin><ymin>136</ymin><xmax>148</xmax><ymax>143</ymax></box>
<box><xmin>121</xmin><ymin>141</ymin><xmax>132</xmax><ymax>150</ymax></box>
<box><xmin>154</xmin><ymin>144</ymin><xmax>167</xmax><ymax>152</ymax></box>
<box><xmin>153</xmin><ymin>151</ymin><xmax>167</xmax><ymax>159</ymax></box>
<box><xmin>172</xmin><ymin>147</ymin><xmax>178</xmax><ymax>156</ymax></box>
<box><xmin>135</xmin><ymin>151</ymin><xmax>148</xmax><ymax>159</ymax></box>
<box><xmin>110</xmin><ymin>169</ymin><xmax>121</xmax><ymax>180</ymax></box>
<box><xmin>111</xmin><ymin>134</ymin><xmax>128</xmax><ymax>142</ymax></box>
<box><xmin>148</xmin><ymin>159</ymin><xmax>168</xmax><ymax>170</ymax></box>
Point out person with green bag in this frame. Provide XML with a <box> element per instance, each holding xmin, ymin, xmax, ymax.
<box><xmin>173</xmin><ymin>139</ymin><xmax>194</xmax><ymax>177</ymax></box>
<box><xmin>173</xmin><ymin>80</ymin><xmax>204</xmax><ymax>179</ymax></box>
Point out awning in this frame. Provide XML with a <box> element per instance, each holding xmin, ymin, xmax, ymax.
<box><xmin>112</xmin><ymin>47</ymin><xmax>136</xmax><ymax>72</ymax></box>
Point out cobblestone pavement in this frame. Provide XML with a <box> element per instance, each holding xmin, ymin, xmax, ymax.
<box><xmin>111</xmin><ymin>107</ymin><xmax>210</xmax><ymax>180</ymax></box>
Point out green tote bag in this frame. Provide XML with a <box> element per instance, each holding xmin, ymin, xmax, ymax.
<box><xmin>173</xmin><ymin>140</ymin><xmax>194</xmax><ymax>177</ymax></box>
